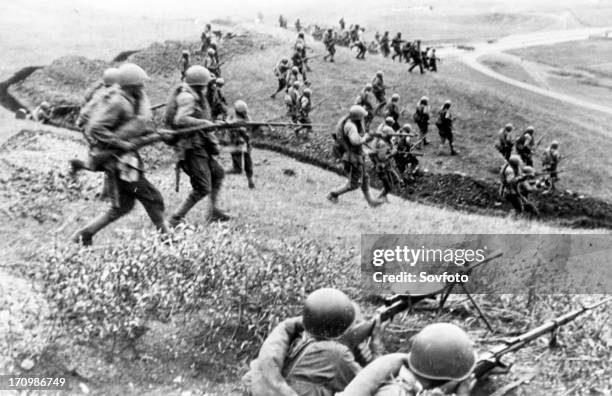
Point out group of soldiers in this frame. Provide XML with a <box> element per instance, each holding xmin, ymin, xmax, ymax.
<box><xmin>244</xmin><ymin>287</ymin><xmax>477</xmax><ymax>396</ymax></box>
<box><xmin>69</xmin><ymin>60</ymin><xmax>255</xmax><ymax>246</ymax></box>
<box><xmin>496</xmin><ymin>123</ymin><xmax>561</xmax><ymax>216</ymax></box>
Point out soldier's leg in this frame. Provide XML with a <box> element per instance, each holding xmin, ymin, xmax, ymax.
<box><xmin>72</xmin><ymin>178</ymin><xmax>135</xmax><ymax>245</ymax></box>
<box><xmin>328</xmin><ymin>162</ymin><xmax>360</xmax><ymax>202</ymax></box>
<box><xmin>208</xmin><ymin>157</ymin><xmax>230</xmax><ymax>221</ymax></box>
<box><xmin>132</xmin><ymin>175</ymin><xmax>168</xmax><ymax>233</ymax></box>
<box><xmin>360</xmin><ymin>167</ymin><xmax>382</xmax><ymax>207</ymax></box>
<box><xmin>169</xmin><ymin>151</ymin><xmax>211</xmax><ymax>226</ymax></box>
<box><xmin>244</xmin><ymin>150</ymin><xmax>254</xmax><ymax>189</ymax></box>
<box><xmin>231</xmin><ymin>152</ymin><xmax>243</xmax><ymax>173</ymax></box>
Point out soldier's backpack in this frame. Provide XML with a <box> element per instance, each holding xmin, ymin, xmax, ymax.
<box><xmin>164</xmin><ymin>85</ymin><xmax>187</xmax><ymax>128</ymax></box>
<box><xmin>331</xmin><ymin>116</ymin><xmax>351</xmax><ymax>159</ymax></box>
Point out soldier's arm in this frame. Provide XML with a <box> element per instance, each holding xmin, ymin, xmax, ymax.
<box><xmin>87</xmin><ymin>95</ymin><xmax>134</xmax><ymax>150</ymax></box>
<box><xmin>346</xmin><ymin>123</ymin><xmax>369</xmax><ymax>146</ymax></box>
<box><xmin>174</xmin><ymin>92</ymin><xmax>214</xmax><ymax>128</ymax></box>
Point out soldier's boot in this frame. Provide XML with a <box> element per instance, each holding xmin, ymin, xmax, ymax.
<box><xmin>69</xmin><ymin>159</ymin><xmax>87</xmax><ymax>178</ymax></box>
<box><xmin>327</xmin><ymin>185</ymin><xmax>353</xmax><ymax>203</ymax></box>
<box><xmin>208</xmin><ymin>188</ymin><xmax>230</xmax><ymax>222</ymax></box>
<box><xmin>71</xmin><ymin>212</ymin><xmax>115</xmax><ymax>246</ymax></box>
<box><xmin>227</xmin><ymin>153</ymin><xmax>243</xmax><ymax>174</ymax></box>
<box><xmin>247</xmin><ymin>176</ymin><xmax>255</xmax><ymax>189</ymax></box>
<box><xmin>450</xmin><ymin>143</ymin><xmax>458</xmax><ymax>156</ymax></box>
<box><xmin>169</xmin><ymin>193</ymin><xmax>202</xmax><ymax>227</ymax></box>
<box><xmin>361</xmin><ymin>184</ymin><xmax>384</xmax><ymax>207</ymax></box>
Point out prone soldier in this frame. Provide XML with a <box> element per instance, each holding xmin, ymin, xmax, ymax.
<box><xmin>72</xmin><ymin>63</ymin><xmax>168</xmax><ymax>245</ymax></box>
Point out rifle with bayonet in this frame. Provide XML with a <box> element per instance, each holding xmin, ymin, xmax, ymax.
<box><xmin>439</xmin><ymin>297</ymin><xmax>612</xmax><ymax>393</ymax></box>
<box><xmin>340</xmin><ymin>251</ymin><xmax>503</xmax><ymax>355</ymax></box>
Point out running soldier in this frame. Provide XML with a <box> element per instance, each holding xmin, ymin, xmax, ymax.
<box><xmin>408</xmin><ymin>40</ymin><xmax>424</xmax><ymax>74</ymax></box>
<box><xmin>515</xmin><ymin>126</ymin><xmax>535</xmax><ymax>166</ymax></box>
<box><xmin>354</xmin><ymin>28</ymin><xmax>367</xmax><ymax>60</ymax></box>
<box><xmin>402</xmin><ymin>41</ymin><xmax>412</xmax><ymax>63</ymax></box>
<box><xmin>271</xmin><ymin>57</ymin><xmax>291</xmax><ymax>98</ymax></box>
<box><xmin>226</xmin><ymin>100</ymin><xmax>255</xmax><ymax>189</ymax></box>
<box><xmin>323</xmin><ymin>28</ymin><xmax>336</xmax><ymax>62</ymax></box>
<box><xmin>495</xmin><ymin>123</ymin><xmax>514</xmax><ymax>160</ymax></box>
<box><xmin>355</xmin><ymin>84</ymin><xmax>376</xmax><ymax>130</ymax></box>
<box><xmin>72</xmin><ymin>63</ymin><xmax>168</xmax><ymax>245</ymax></box>
<box><xmin>429</xmin><ymin>48</ymin><xmax>440</xmax><ymax>72</ymax></box>
<box><xmin>337</xmin><ymin>323</ymin><xmax>476</xmax><ymax>396</ymax></box>
<box><xmin>208</xmin><ymin>77</ymin><xmax>228</xmax><ymax>121</ymax></box>
<box><xmin>243</xmin><ymin>288</ymin><xmax>384</xmax><ymax>396</ymax></box>
<box><xmin>291</xmin><ymin>46</ymin><xmax>307</xmax><ymax>81</ymax></box>
<box><xmin>204</xmin><ymin>48</ymin><xmax>220</xmax><ymax>77</ymax></box>
<box><xmin>295</xmin><ymin>88</ymin><xmax>313</xmax><ymax>138</ymax></box>
<box><xmin>165</xmin><ymin>65</ymin><xmax>229</xmax><ymax>226</ymax></box>
<box><xmin>435</xmin><ymin>100</ymin><xmax>457</xmax><ymax>155</ymax></box>
<box><xmin>380</xmin><ymin>31</ymin><xmax>391</xmax><ymax>58</ymax></box>
<box><xmin>285</xmin><ymin>81</ymin><xmax>302</xmax><ymax>123</ymax></box>
<box><xmin>328</xmin><ymin>105</ymin><xmax>383</xmax><ymax>207</ymax></box>
<box><xmin>200</xmin><ymin>24</ymin><xmax>212</xmax><ymax>55</ymax></box>
<box><xmin>178</xmin><ymin>50</ymin><xmax>190</xmax><ymax>82</ymax></box>
<box><xmin>391</xmin><ymin>33</ymin><xmax>403</xmax><ymax>62</ymax></box>
<box><xmin>413</xmin><ymin>96</ymin><xmax>430</xmax><ymax>147</ymax></box>
<box><xmin>384</xmin><ymin>94</ymin><xmax>401</xmax><ymax>131</ymax></box>
<box><xmin>371</xmin><ymin>71</ymin><xmax>387</xmax><ymax>114</ymax></box>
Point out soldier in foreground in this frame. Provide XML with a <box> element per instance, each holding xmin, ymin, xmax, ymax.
<box><xmin>495</xmin><ymin>123</ymin><xmax>514</xmax><ymax>160</ymax></box>
<box><xmin>226</xmin><ymin>100</ymin><xmax>255</xmax><ymax>189</ymax></box>
<box><xmin>328</xmin><ymin>105</ymin><xmax>383</xmax><ymax>207</ymax></box>
<box><xmin>243</xmin><ymin>288</ymin><xmax>384</xmax><ymax>396</ymax></box>
<box><xmin>435</xmin><ymin>100</ymin><xmax>457</xmax><ymax>155</ymax></box>
<box><xmin>72</xmin><ymin>63</ymin><xmax>168</xmax><ymax>246</ymax></box>
<box><xmin>271</xmin><ymin>57</ymin><xmax>291</xmax><ymax>98</ymax></box>
<box><xmin>413</xmin><ymin>96</ymin><xmax>430</xmax><ymax>147</ymax></box>
<box><xmin>337</xmin><ymin>323</ymin><xmax>475</xmax><ymax>396</ymax></box>
<box><xmin>165</xmin><ymin>65</ymin><xmax>229</xmax><ymax>226</ymax></box>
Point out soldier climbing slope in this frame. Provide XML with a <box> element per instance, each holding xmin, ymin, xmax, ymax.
<box><xmin>394</xmin><ymin>124</ymin><xmax>421</xmax><ymax>182</ymax></box>
<box><xmin>208</xmin><ymin>77</ymin><xmax>228</xmax><ymax>121</ymax></box>
<box><xmin>295</xmin><ymin>87</ymin><xmax>313</xmax><ymax>139</ymax></box>
<box><xmin>355</xmin><ymin>84</ymin><xmax>376</xmax><ymax>130</ymax></box>
<box><xmin>500</xmin><ymin>155</ymin><xmax>538</xmax><ymax>216</ymax></box>
<box><xmin>435</xmin><ymin>100</ymin><xmax>457</xmax><ymax>155</ymax></box>
<box><xmin>164</xmin><ymin>65</ymin><xmax>229</xmax><ymax>227</ymax></box>
<box><xmin>541</xmin><ymin>140</ymin><xmax>560</xmax><ymax>190</ymax></box>
<box><xmin>413</xmin><ymin>96</ymin><xmax>430</xmax><ymax>147</ymax></box>
<box><xmin>384</xmin><ymin>94</ymin><xmax>401</xmax><ymax>131</ymax></box>
<box><xmin>200</xmin><ymin>24</ymin><xmax>212</xmax><ymax>55</ymax></box>
<box><xmin>72</xmin><ymin>63</ymin><xmax>168</xmax><ymax>246</ymax></box>
<box><xmin>328</xmin><ymin>105</ymin><xmax>384</xmax><ymax>207</ymax></box>
<box><xmin>285</xmin><ymin>66</ymin><xmax>303</xmax><ymax>91</ymax></box>
<box><xmin>291</xmin><ymin>45</ymin><xmax>307</xmax><ymax>81</ymax></box>
<box><xmin>515</xmin><ymin>125</ymin><xmax>535</xmax><ymax>166</ymax></box>
<box><xmin>226</xmin><ymin>100</ymin><xmax>255</xmax><ymax>189</ymax></box>
<box><xmin>337</xmin><ymin>323</ymin><xmax>476</xmax><ymax>396</ymax></box>
<box><xmin>204</xmin><ymin>48</ymin><xmax>220</xmax><ymax>77</ymax></box>
<box><xmin>369</xmin><ymin>120</ymin><xmax>398</xmax><ymax>202</ymax></box>
<box><xmin>242</xmin><ymin>288</ymin><xmax>384</xmax><ymax>396</ymax></box>
<box><xmin>285</xmin><ymin>81</ymin><xmax>302</xmax><ymax>123</ymax></box>
<box><xmin>271</xmin><ymin>57</ymin><xmax>292</xmax><ymax>98</ymax></box>
<box><xmin>495</xmin><ymin>123</ymin><xmax>514</xmax><ymax>160</ymax></box>
<box><xmin>371</xmin><ymin>71</ymin><xmax>387</xmax><ymax>114</ymax></box>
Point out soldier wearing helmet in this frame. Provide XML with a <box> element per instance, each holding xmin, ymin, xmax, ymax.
<box><xmin>226</xmin><ymin>100</ymin><xmax>255</xmax><ymax>189</ymax></box>
<box><xmin>515</xmin><ymin>126</ymin><xmax>535</xmax><ymax>166</ymax></box>
<box><xmin>203</xmin><ymin>47</ymin><xmax>220</xmax><ymax>77</ymax></box>
<box><xmin>435</xmin><ymin>100</ymin><xmax>457</xmax><ymax>155</ymax></box>
<box><xmin>393</xmin><ymin>124</ymin><xmax>420</xmax><ymax>181</ymax></box>
<box><xmin>380</xmin><ymin>31</ymin><xmax>391</xmax><ymax>58</ymax></box>
<box><xmin>295</xmin><ymin>87</ymin><xmax>313</xmax><ymax>138</ymax></box>
<box><xmin>243</xmin><ymin>288</ymin><xmax>385</xmax><ymax>396</ymax></box>
<box><xmin>339</xmin><ymin>323</ymin><xmax>476</xmax><ymax>396</ymax></box>
<box><xmin>284</xmin><ymin>81</ymin><xmax>302</xmax><ymax>122</ymax></box>
<box><xmin>500</xmin><ymin>154</ymin><xmax>536</xmax><ymax>216</ymax></box>
<box><xmin>371</xmin><ymin>71</ymin><xmax>387</xmax><ymax>113</ymax></box>
<box><xmin>541</xmin><ymin>140</ymin><xmax>560</xmax><ymax>190</ymax></box>
<box><xmin>323</xmin><ymin>28</ymin><xmax>336</xmax><ymax>62</ymax></box>
<box><xmin>408</xmin><ymin>40</ymin><xmax>425</xmax><ymax>74</ymax></box>
<box><xmin>200</xmin><ymin>24</ymin><xmax>212</xmax><ymax>55</ymax></box>
<box><xmin>517</xmin><ymin>165</ymin><xmax>540</xmax><ymax>216</ymax></box>
<box><xmin>291</xmin><ymin>45</ymin><xmax>307</xmax><ymax>81</ymax></box>
<box><xmin>495</xmin><ymin>123</ymin><xmax>514</xmax><ymax>160</ymax></box>
<box><xmin>72</xmin><ymin>63</ymin><xmax>168</xmax><ymax>246</ymax></box>
<box><xmin>391</xmin><ymin>32</ymin><xmax>403</xmax><ymax>62</ymax></box>
<box><xmin>355</xmin><ymin>85</ymin><xmax>376</xmax><ymax>130</ymax></box>
<box><xmin>370</xmin><ymin>121</ymin><xmax>398</xmax><ymax>201</ymax></box>
<box><xmin>327</xmin><ymin>106</ymin><xmax>384</xmax><ymax>207</ymax></box>
<box><xmin>31</xmin><ymin>101</ymin><xmax>52</xmax><ymax>124</ymax></box>
<box><xmin>285</xmin><ymin>66</ymin><xmax>303</xmax><ymax>93</ymax></box>
<box><xmin>271</xmin><ymin>57</ymin><xmax>292</xmax><ymax>98</ymax></box>
<box><xmin>178</xmin><ymin>50</ymin><xmax>190</xmax><ymax>82</ymax></box>
<box><xmin>412</xmin><ymin>96</ymin><xmax>430</xmax><ymax>147</ymax></box>
<box><xmin>384</xmin><ymin>93</ymin><xmax>401</xmax><ymax>131</ymax></box>
<box><xmin>164</xmin><ymin>65</ymin><xmax>229</xmax><ymax>226</ymax></box>
<box><xmin>209</xmin><ymin>76</ymin><xmax>228</xmax><ymax>121</ymax></box>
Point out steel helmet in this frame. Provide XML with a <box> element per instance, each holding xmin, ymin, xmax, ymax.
<box><xmin>281</xmin><ymin>57</ymin><xmax>289</xmax><ymax>63</ymax></box>
<box><xmin>420</xmin><ymin>96</ymin><xmax>429</xmax><ymax>104</ymax></box>
<box><xmin>117</xmin><ymin>63</ymin><xmax>149</xmax><ymax>87</ymax></box>
<box><xmin>302</xmin><ymin>288</ymin><xmax>355</xmax><ymax>339</ymax></box>
<box><xmin>385</xmin><ymin>116</ymin><xmax>394</xmax><ymax>125</ymax></box>
<box><xmin>234</xmin><ymin>100</ymin><xmax>248</xmax><ymax>114</ymax></box>
<box><xmin>391</xmin><ymin>93</ymin><xmax>400</xmax><ymax>101</ymax></box>
<box><xmin>284</xmin><ymin>95</ymin><xmax>293</xmax><ymax>106</ymax></box>
<box><xmin>525</xmin><ymin>125</ymin><xmax>535</xmax><ymax>134</ymax></box>
<box><xmin>443</xmin><ymin>100</ymin><xmax>452</xmax><ymax>107</ymax></box>
<box><xmin>408</xmin><ymin>323</ymin><xmax>476</xmax><ymax>381</ymax></box>
<box><xmin>349</xmin><ymin>105</ymin><xmax>368</xmax><ymax>120</ymax></box>
<box><xmin>303</xmin><ymin>88</ymin><xmax>312</xmax><ymax>96</ymax></box>
<box><xmin>298</xmin><ymin>32</ymin><xmax>305</xmax><ymax>38</ymax></box>
<box><xmin>365</xmin><ymin>83</ymin><xmax>373</xmax><ymax>91</ymax></box>
<box><xmin>296</xmin><ymin>43</ymin><xmax>304</xmax><ymax>50</ymax></box>
<box><xmin>550</xmin><ymin>140</ymin><xmax>559</xmax><ymax>148</ymax></box>
<box><xmin>40</xmin><ymin>101</ymin><xmax>51</xmax><ymax>110</ymax></box>
<box><xmin>185</xmin><ymin>65</ymin><xmax>211</xmax><ymax>86</ymax></box>
<box><xmin>508</xmin><ymin>155</ymin><xmax>522</xmax><ymax>167</ymax></box>
<box><xmin>401</xmin><ymin>124</ymin><xmax>412</xmax><ymax>133</ymax></box>
<box><xmin>182</xmin><ymin>50</ymin><xmax>189</xmax><ymax>55</ymax></box>
<box><xmin>292</xmin><ymin>66</ymin><xmax>299</xmax><ymax>74</ymax></box>
<box><xmin>207</xmin><ymin>48</ymin><xmax>215</xmax><ymax>56</ymax></box>
<box><xmin>381</xmin><ymin>125</ymin><xmax>394</xmax><ymax>135</ymax></box>
<box><xmin>376</xmin><ymin>70</ymin><xmax>383</xmax><ymax>77</ymax></box>
<box><xmin>215</xmin><ymin>77</ymin><xmax>225</xmax><ymax>86</ymax></box>
<box><xmin>292</xmin><ymin>81</ymin><xmax>301</xmax><ymax>89</ymax></box>
<box><xmin>523</xmin><ymin>166</ymin><xmax>535</xmax><ymax>176</ymax></box>
<box><xmin>102</xmin><ymin>68</ymin><xmax>120</xmax><ymax>86</ymax></box>
<box><xmin>504</xmin><ymin>123</ymin><xmax>514</xmax><ymax>132</ymax></box>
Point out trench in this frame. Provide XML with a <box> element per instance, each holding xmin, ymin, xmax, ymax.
<box><xmin>0</xmin><ymin>66</ymin><xmax>42</xmax><ymax>112</ymax></box>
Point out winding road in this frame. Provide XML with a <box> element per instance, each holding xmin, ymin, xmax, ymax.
<box><xmin>442</xmin><ymin>26</ymin><xmax>612</xmax><ymax>116</ymax></box>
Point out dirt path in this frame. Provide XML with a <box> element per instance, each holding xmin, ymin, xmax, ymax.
<box><xmin>448</xmin><ymin>26</ymin><xmax>612</xmax><ymax>116</ymax></box>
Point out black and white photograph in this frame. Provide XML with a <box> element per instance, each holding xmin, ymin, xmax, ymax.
<box><xmin>0</xmin><ymin>0</ymin><xmax>611</xmax><ymax>395</ymax></box>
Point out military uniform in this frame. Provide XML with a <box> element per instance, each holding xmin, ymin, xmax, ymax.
<box><xmin>272</xmin><ymin>60</ymin><xmax>291</xmax><ymax>97</ymax></box>
<box><xmin>227</xmin><ymin>112</ymin><xmax>254</xmax><ymax>187</ymax></box>
<box><xmin>413</xmin><ymin>103</ymin><xmax>430</xmax><ymax>145</ymax></box>
<box><xmin>323</xmin><ymin>31</ymin><xmax>336</xmax><ymax>62</ymax></box>
<box><xmin>391</xmin><ymin>35</ymin><xmax>403</xmax><ymax>61</ymax></box>
<box><xmin>178</xmin><ymin>55</ymin><xmax>189</xmax><ymax>81</ymax></box>
<box><xmin>394</xmin><ymin>136</ymin><xmax>419</xmax><ymax>179</ymax></box>
<box><xmin>369</xmin><ymin>128</ymin><xmax>396</xmax><ymax>200</ymax></box>
<box><xmin>73</xmin><ymin>87</ymin><xmax>166</xmax><ymax>245</ymax></box>
<box><xmin>204</xmin><ymin>54</ymin><xmax>220</xmax><ymax>77</ymax></box>
<box><xmin>542</xmin><ymin>145</ymin><xmax>560</xmax><ymax>184</ymax></box>
<box><xmin>297</xmin><ymin>94</ymin><xmax>312</xmax><ymax>137</ymax></box>
<box><xmin>286</xmin><ymin>86</ymin><xmax>301</xmax><ymax>122</ymax></box>
<box><xmin>169</xmin><ymin>83</ymin><xmax>225</xmax><ymax>226</ymax></box>
<box><xmin>208</xmin><ymin>82</ymin><xmax>228</xmax><ymax>120</ymax></box>
<box><xmin>291</xmin><ymin>51</ymin><xmax>306</xmax><ymax>81</ymax></box>
<box><xmin>380</xmin><ymin>33</ymin><xmax>390</xmax><ymax>57</ymax></box>
<box><xmin>384</xmin><ymin>102</ymin><xmax>401</xmax><ymax>131</ymax></box>
<box><xmin>495</xmin><ymin>127</ymin><xmax>513</xmax><ymax>160</ymax></box>
<box><xmin>355</xmin><ymin>91</ymin><xmax>375</xmax><ymax>130</ymax></box>
<box><xmin>371</xmin><ymin>76</ymin><xmax>386</xmax><ymax>110</ymax></box>
<box><xmin>515</xmin><ymin>131</ymin><xmax>535</xmax><ymax>166</ymax></box>
<box><xmin>408</xmin><ymin>42</ymin><xmax>424</xmax><ymax>74</ymax></box>
<box><xmin>201</xmin><ymin>27</ymin><xmax>212</xmax><ymax>54</ymax></box>
<box><xmin>435</xmin><ymin>105</ymin><xmax>456</xmax><ymax>155</ymax></box>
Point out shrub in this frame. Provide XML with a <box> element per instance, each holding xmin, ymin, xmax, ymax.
<box><xmin>42</xmin><ymin>224</ymin><xmax>354</xmax><ymax>362</ymax></box>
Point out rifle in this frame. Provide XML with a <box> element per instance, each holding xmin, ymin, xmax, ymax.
<box><xmin>151</xmin><ymin>103</ymin><xmax>166</xmax><ymax>111</ymax></box>
<box><xmin>440</xmin><ymin>297</ymin><xmax>612</xmax><ymax>393</ymax></box>
<box><xmin>340</xmin><ymin>251</ymin><xmax>503</xmax><ymax>352</ymax></box>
